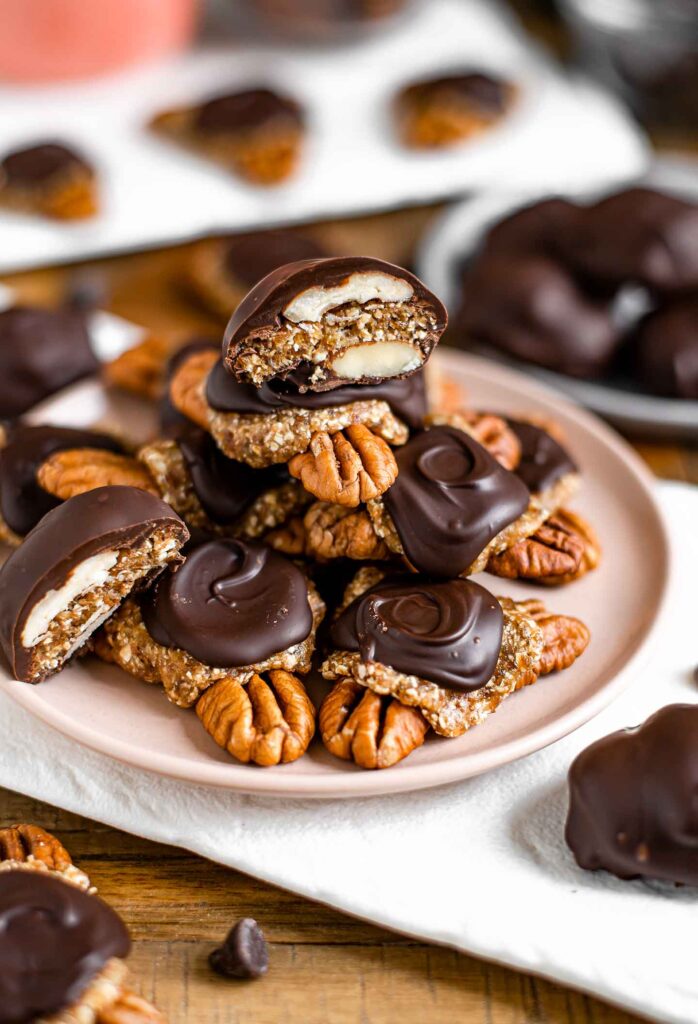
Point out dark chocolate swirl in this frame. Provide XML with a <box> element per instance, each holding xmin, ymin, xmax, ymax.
<box><xmin>383</xmin><ymin>426</ymin><xmax>529</xmax><ymax>577</ymax></box>
<box><xmin>206</xmin><ymin>359</ymin><xmax>427</xmax><ymax>429</ymax></box>
<box><xmin>506</xmin><ymin>419</ymin><xmax>577</xmax><ymax>494</ymax></box>
<box><xmin>0</xmin><ymin>871</ymin><xmax>130</xmax><ymax>1024</ymax></box>
<box><xmin>140</xmin><ymin>539</ymin><xmax>312</xmax><ymax>667</ymax></box>
<box><xmin>331</xmin><ymin>575</ymin><xmax>503</xmax><ymax>691</ymax></box>
<box><xmin>0</xmin><ymin>424</ymin><xmax>123</xmax><ymax>537</ymax></box>
<box><xmin>178</xmin><ymin>427</ymin><xmax>288</xmax><ymax>525</ymax></box>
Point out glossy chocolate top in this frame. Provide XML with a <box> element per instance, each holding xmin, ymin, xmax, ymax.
<box><xmin>0</xmin><ymin>306</ymin><xmax>99</xmax><ymax>418</ymax></box>
<box><xmin>556</xmin><ymin>188</ymin><xmax>698</xmax><ymax>292</ymax></box>
<box><xmin>0</xmin><ymin>871</ymin><xmax>130</xmax><ymax>1024</ymax></box>
<box><xmin>566</xmin><ymin>704</ymin><xmax>698</xmax><ymax>886</ymax></box>
<box><xmin>140</xmin><ymin>539</ymin><xmax>312</xmax><ymax>667</ymax></box>
<box><xmin>0</xmin><ymin>486</ymin><xmax>188</xmax><ymax>682</ymax></box>
<box><xmin>223</xmin><ymin>256</ymin><xmax>447</xmax><ymax>391</ymax></box>
<box><xmin>1</xmin><ymin>142</ymin><xmax>90</xmax><ymax>186</ymax></box>
<box><xmin>178</xmin><ymin>427</ymin><xmax>288</xmax><ymax>524</ymax></box>
<box><xmin>331</xmin><ymin>574</ymin><xmax>503</xmax><ymax>691</ymax></box>
<box><xmin>483</xmin><ymin>197</ymin><xmax>580</xmax><ymax>259</ymax></box>
<box><xmin>222</xmin><ymin>231</ymin><xmax>327</xmax><ymax>289</ymax></box>
<box><xmin>635</xmin><ymin>296</ymin><xmax>698</xmax><ymax>400</ymax></box>
<box><xmin>458</xmin><ymin>256</ymin><xmax>618</xmax><ymax>378</ymax></box>
<box><xmin>0</xmin><ymin>424</ymin><xmax>123</xmax><ymax>537</ymax></box>
<box><xmin>383</xmin><ymin>426</ymin><xmax>529</xmax><ymax>577</ymax></box>
<box><xmin>195</xmin><ymin>88</ymin><xmax>304</xmax><ymax>134</ymax></box>
<box><xmin>402</xmin><ymin>71</ymin><xmax>511</xmax><ymax>113</ymax></box>
<box><xmin>506</xmin><ymin>419</ymin><xmax>577</xmax><ymax>494</ymax></box>
<box><xmin>206</xmin><ymin>358</ymin><xmax>428</xmax><ymax>429</ymax></box>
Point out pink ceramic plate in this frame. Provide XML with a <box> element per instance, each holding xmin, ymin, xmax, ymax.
<box><xmin>0</xmin><ymin>351</ymin><xmax>671</xmax><ymax>798</ymax></box>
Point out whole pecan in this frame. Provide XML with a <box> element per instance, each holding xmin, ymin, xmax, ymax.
<box><xmin>320</xmin><ymin>678</ymin><xmax>428</xmax><ymax>770</ymax></box>
<box><xmin>520</xmin><ymin>600</ymin><xmax>591</xmax><ymax>674</ymax></box>
<box><xmin>265</xmin><ymin>516</ymin><xmax>308</xmax><ymax>557</ymax></box>
<box><xmin>426</xmin><ymin>410</ymin><xmax>521</xmax><ymax>470</ymax></box>
<box><xmin>97</xmin><ymin>992</ymin><xmax>167</xmax><ymax>1024</ymax></box>
<box><xmin>104</xmin><ymin>335</ymin><xmax>172</xmax><ymax>400</ymax></box>
<box><xmin>303</xmin><ymin>502</ymin><xmax>388</xmax><ymax>561</ymax></box>
<box><xmin>38</xmin><ymin>448</ymin><xmax>158</xmax><ymax>501</ymax></box>
<box><xmin>170</xmin><ymin>348</ymin><xmax>218</xmax><ymax>430</ymax></box>
<box><xmin>197</xmin><ymin>671</ymin><xmax>316</xmax><ymax>766</ymax></box>
<box><xmin>288</xmin><ymin>424</ymin><xmax>398</xmax><ymax>507</ymax></box>
<box><xmin>0</xmin><ymin>824</ymin><xmax>73</xmax><ymax>871</ymax></box>
<box><xmin>488</xmin><ymin>508</ymin><xmax>600</xmax><ymax>585</ymax></box>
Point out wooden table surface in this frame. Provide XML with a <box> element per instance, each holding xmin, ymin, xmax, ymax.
<box><xmin>1</xmin><ymin>204</ymin><xmax>696</xmax><ymax>1024</ymax></box>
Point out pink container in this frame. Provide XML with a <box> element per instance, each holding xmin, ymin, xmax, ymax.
<box><xmin>0</xmin><ymin>0</ymin><xmax>199</xmax><ymax>83</ymax></box>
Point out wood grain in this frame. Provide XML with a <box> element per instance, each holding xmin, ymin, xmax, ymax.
<box><xmin>0</xmin><ymin>203</ymin><xmax>693</xmax><ymax>1023</ymax></box>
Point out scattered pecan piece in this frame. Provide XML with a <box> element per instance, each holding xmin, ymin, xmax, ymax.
<box><xmin>304</xmin><ymin>502</ymin><xmax>388</xmax><ymax>561</ymax></box>
<box><xmin>197</xmin><ymin>671</ymin><xmax>316</xmax><ymax>766</ymax></box>
<box><xmin>104</xmin><ymin>335</ymin><xmax>173</xmax><ymax>400</ymax></box>
<box><xmin>97</xmin><ymin>992</ymin><xmax>167</xmax><ymax>1024</ymax></box>
<box><xmin>288</xmin><ymin>424</ymin><xmax>398</xmax><ymax>507</ymax></box>
<box><xmin>488</xmin><ymin>508</ymin><xmax>600</xmax><ymax>585</ymax></box>
<box><xmin>520</xmin><ymin>600</ymin><xmax>590</xmax><ymax>675</ymax></box>
<box><xmin>170</xmin><ymin>348</ymin><xmax>218</xmax><ymax>430</ymax></box>
<box><xmin>0</xmin><ymin>824</ymin><xmax>73</xmax><ymax>871</ymax></box>
<box><xmin>265</xmin><ymin>516</ymin><xmax>308</xmax><ymax>557</ymax></box>
<box><xmin>37</xmin><ymin>448</ymin><xmax>158</xmax><ymax>501</ymax></box>
<box><xmin>320</xmin><ymin>678</ymin><xmax>428</xmax><ymax>770</ymax></box>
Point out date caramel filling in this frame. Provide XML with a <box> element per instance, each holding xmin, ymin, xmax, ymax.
<box><xmin>383</xmin><ymin>426</ymin><xmax>529</xmax><ymax>577</ymax></box>
<box><xmin>206</xmin><ymin>357</ymin><xmax>427</xmax><ymax>429</ymax></box>
<box><xmin>141</xmin><ymin>538</ymin><xmax>313</xmax><ymax>667</ymax></box>
<box><xmin>331</xmin><ymin>576</ymin><xmax>503</xmax><ymax>692</ymax></box>
<box><xmin>0</xmin><ymin>871</ymin><xmax>130</xmax><ymax>1023</ymax></box>
<box><xmin>506</xmin><ymin>420</ymin><xmax>577</xmax><ymax>494</ymax></box>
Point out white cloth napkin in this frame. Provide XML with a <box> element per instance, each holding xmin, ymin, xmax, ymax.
<box><xmin>0</xmin><ymin>482</ymin><xmax>695</xmax><ymax>1024</ymax></box>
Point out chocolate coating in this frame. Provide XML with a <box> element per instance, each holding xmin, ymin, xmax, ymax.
<box><xmin>0</xmin><ymin>425</ymin><xmax>123</xmax><ymax>537</ymax></box>
<box><xmin>401</xmin><ymin>72</ymin><xmax>511</xmax><ymax>115</ymax></box>
<box><xmin>483</xmin><ymin>197</ymin><xmax>580</xmax><ymax>258</ymax></box>
<box><xmin>0</xmin><ymin>871</ymin><xmax>130</xmax><ymax>1024</ymax></box>
<box><xmin>140</xmin><ymin>539</ymin><xmax>312</xmax><ymax>667</ymax></box>
<box><xmin>206</xmin><ymin>358</ymin><xmax>428</xmax><ymax>429</ymax></box>
<box><xmin>556</xmin><ymin>188</ymin><xmax>698</xmax><ymax>292</ymax></box>
<box><xmin>331</xmin><ymin>574</ymin><xmax>503</xmax><ymax>691</ymax></box>
<box><xmin>178</xmin><ymin>427</ymin><xmax>288</xmax><ymax>524</ymax></box>
<box><xmin>566</xmin><ymin>704</ymin><xmax>698</xmax><ymax>886</ymax></box>
<box><xmin>222</xmin><ymin>230</ymin><xmax>327</xmax><ymax>289</ymax></box>
<box><xmin>195</xmin><ymin>88</ymin><xmax>304</xmax><ymax>134</ymax></box>
<box><xmin>0</xmin><ymin>486</ymin><xmax>188</xmax><ymax>682</ymax></box>
<box><xmin>458</xmin><ymin>256</ymin><xmax>618</xmax><ymax>378</ymax></box>
<box><xmin>383</xmin><ymin>426</ymin><xmax>530</xmax><ymax>577</ymax></box>
<box><xmin>223</xmin><ymin>256</ymin><xmax>447</xmax><ymax>391</ymax></box>
<box><xmin>0</xmin><ymin>306</ymin><xmax>99</xmax><ymax>418</ymax></box>
<box><xmin>0</xmin><ymin>142</ymin><xmax>90</xmax><ymax>186</ymax></box>
<box><xmin>634</xmin><ymin>295</ymin><xmax>698</xmax><ymax>399</ymax></box>
<box><xmin>506</xmin><ymin>419</ymin><xmax>577</xmax><ymax>494</ymax></box>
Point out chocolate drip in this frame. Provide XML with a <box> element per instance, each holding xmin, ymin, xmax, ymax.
<box><xmin>1</xmin><ymin>142</ymin><xmax>90</xmax><ymax>186</ymax></box>
<box><xmin>384</xmin><ymin>426</ymin><xmax>529</xmax><ymax>577</ymax></box>
<box><xmin>566</xmin><ymin>704</ymin><xmax>698</xmax><ymax>886</ymax></box>
<box><xmin>0</xmin><ymin>306</ymin><xmax>99</xmax><ymax>418</ymax></box>
<box><xmin>140</xmin><ymin>539</ymin><xmax>312</xmax><ymax>667</ymax></box>
<box><xmin>0</xmin><ymin>486</ymin><xmax>188</xmax><ymax>682</ymax></box>
<box><xmin>0</xmin><ymin>871</ymin><xmax>130</xmax><ymax>1023</ymax></box>
<box><xmin>331</xmin><ymin>575</ymin><xmax>503</xmax><ymax>691</ymax></box>
<box><xmin>0</xmin><ymin>425</ymin><xmax>123</xmax><ymax>536</ymax></box>
<box><xmin>178</xmin><ymin>427</ymin><xmax>288</xmax><ymax>524</ymax></box>
<box><xmin>223</xmin><ymin>231</ymin><xmax>326</xmax><ymax>289</ymax></box>
<box><xmin>206</xmin><ymin>358</ymin><xmax>427</xmax><ymax>429</ymax></box>
<box><xmin>506</xmin><ymin>420</ymin><xmax>577</xmax><ymax>494</ymax></box>
<box><xmin>195</xmin><ymin>89</ymin><xmax>304</xmax><ymax>134</ymax></box>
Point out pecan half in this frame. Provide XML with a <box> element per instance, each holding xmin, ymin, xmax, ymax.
<box><xmin>488</xmin><ymin>509</ymin><xmax>600</xmax><ymax>585</ymax></box>
<box><xmin>265</xmin><ymin>516</ymin><xmax>308</xmax><ymax>557</ymax></box>
<box><xmin>520</xmin><ymin>600</ymin><xmax>590</xmax><ymax>674</ymax></box>
<box><xmin>320</xmin><ymin>678</ymin><xmax>428</xmax><ymax>770</ymax></box>
<box><xmin>197</xmin><ymin>671</ymin><xmax>316</xmax><ymax>766</ymax></box>
<box><xmin>97</xmin><ymin>992</ymin><xmax>167</xmax><ymax>1024</ymax></box>
<box><xmin>304</xmin><ymin>502</ymin><xmax>388</xmax><ymax>561</ymax></box>
<box><xmin>170</xmin><ymin>348</ymin><xmax>218</xmax><ymax>430</ymax></box>
<box><xmin>426</xmin><ymin>410</ymin><xmax>521</xmax><ymax>470</ymax></box>
<box><xmin>38</xmin><ymin>448</ymin><xmax>158</xmax><ymax>501</ymax></box>
<box><xmin>288</xmin><ymin>424</ymin><xmax>398</xmax><ymax>507</ymax></box>
<box><xmin>104</xmin><ymin>335</ymin><xmax>172</xmax><ymax>400</ymax></box>
<box><xmin>0</xmin><ymin>824</ymin><xmax>73</xmax><ymax>871</ymax></box>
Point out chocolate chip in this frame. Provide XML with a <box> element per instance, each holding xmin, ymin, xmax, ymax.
<box><xmin>209</xmin><ymin>918</ymin><xmax>269</xmax><ymax>979</ymax></box>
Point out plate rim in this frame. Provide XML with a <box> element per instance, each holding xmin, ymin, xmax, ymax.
<box><xmin>0</xmin><ymin>351</ymin><xmax>672</xmax><ymax>798</ymax></box>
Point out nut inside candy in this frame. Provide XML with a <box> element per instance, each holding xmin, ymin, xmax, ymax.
<box><xmin>282</xmin><ymin>271</ymin><xmax>413</xmax><ymax>323</ymax></box>
<box><xmin>329</xmin><ymin>341</ymin><xmax>421</xmax><ymax>379</ymax></box>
